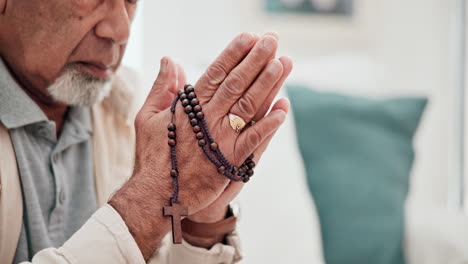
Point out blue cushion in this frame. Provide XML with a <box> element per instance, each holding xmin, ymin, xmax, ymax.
<box><xmin>287</xmin><ymin>86</ymin><xmax>427</xmax><ymax>264</ymax></box>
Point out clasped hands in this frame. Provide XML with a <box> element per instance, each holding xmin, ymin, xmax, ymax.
<box><xmin>109</xmin><ymin>32</ymin><xmax>293</xmax><ymax>259</ymax></box>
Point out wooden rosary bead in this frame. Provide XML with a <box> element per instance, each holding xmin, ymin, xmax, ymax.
<box><xmin>184</xmin><ymin>84</ymin><xmax>192</xmax><ymax>90</ymax></box>
<box><xmin>217</xmin><ymin>166</ymin><xmax>226</xmax><ymax>174</ymax></box>
<box><xmin>185</xmin><ymin>85</ymin><xmax>194</xmax><ymax>93</ymax></box>
<box><xmin>247</xmin><ymin>160</ymin><xmax>256</xmax><ymax>169</ymax></box>
<box><xmin>180</xmin><ymin>93</ymin><xmax>187</xmax><ymax>100</ymax></box>
<box><xmin>247</xmin><ymin>169</ymin><xmax>254</xmax><ymax>177</ymax></box>
<box><xmin>231</xmin><ymin>166</ymin><xmax>239</xmax><ymax>175</ymax></box>
<box><xmin>210</xmin><ymin>142</ymin><xmax>218</xmax><ymax>151</ymax></box>
<box><xmin>194</xmin><ymin>106</ymin><xmax>202</xmax><ymax>113</ymax></box>
<box><xmin>188</xmin><ymin>92</ymin><xmax>196</xmax><ymax>100</ymax></box>
<box><xmin>188</xmin><ymin>112</ymin><xmax>196</xmax><ymax>119</ymax></box>
<box><xmin>198</xmin><ymin>139</ymin><xmax>206</xmax><ymax>147</ymax></box>
<box><xmin>190</xmin><ymin>118</ymin><xmax>199</xmax><ymax>126</ymax></box>
<box><xmin>184</xmin><ymin>105</ymin><xmax>193</xmax><ymax>114</ymax></box>
<box><xmin>193</xmin><ymin>105</ymin><xmax>202</xmax><ymax>113</ymax></box>
<box><xmin>196</xmin><ymin>112</ymin><xmax>204</xmax><ymax>119</ymax></box>
<box><xmin>196</xmin><ymin>132</ymin><xmax>204</xmax><ymax>140</ymax></box>
<box><xmin>168</xmin><ymin>139</ymin><xmax>176</xmax><ymax>146</ymax></box>
<box><xmin>171</xmin><ymin>170</ymin><xmax>178</xmax><ymax>178</ymax></box>
<box><xmin>178</xmin><ymin>89</ymin><xmax>185</xmax><ymax>96</ymax></box>
<box><xmin>182</xmin><ymin>99</ymin><xmax>190</xmax><ymax>107</ymax></box>
<box><xmin>190</xmin><ymin>98</ymin><xmax>199</xmax><ymax>106</ymax></box>
<box><xmin>168</xmin><ymin>123</ymin><xmax>176</xmax><ymax>131</ymax></box>
<box><xmin>248</xmin><ymin>154</ymin><xmax>254</xmax><ymax>160</ymax></box>
<box><xmin>193</xmin><ymin>125</ymin><xmax>201</xmax><ymax>133</ymax></box>
<box><xmin>241</xmin><ymin>165</ymin><xmax>249</xmax><ymax>172</ymax></box>
<box><xmin>238</xmin><ymin>167</ymin><xmax>246</xmax><ymax>176</ymax></box>
<box><xmin>168</xmin><ymin>131</ymin><xmax>176</xmax><ymax>139</ymax></box>
<box><xmin>243</xmin><ymin>176</ymin><xmax>250</xmax><ymax>183</ymax></box>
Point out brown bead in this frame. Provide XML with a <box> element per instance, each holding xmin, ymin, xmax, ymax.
<box><xmin>184</xmin><ymin>105</ymin><xmax>193</xmax><ymax>114</ymax></box>
<box><xmin>180</xmin><ymin>93</ymin><xmax>187</xmax><ymax>100</ymax></box>
<box><xmin>185</xmin><ymin>85</ymin><xmax>194</xmax><ymax>93</ymax></box>
<box><xmin>193</xmin><ymin>105</ymin><xmax>202</xmax><ymax>113</ymax></box>
<box><xmin>238</xmin><ymin>167</ymin><xmax>246</xmax><ymax>176</ymax></box>
<box><xmin>170</xmin><ymin>170</ymin><xmax>178</xmax><ymax>178</ymax></box>
<box><xmin>188</xmin><ymin>112</ymin><xmax>196</xmax><ymax>119</ymax></box>
<box><xmin>190</xmin><ymin>118</ymin><xmax>199</xmax><ymax>126</ymax></box>
<box><xmin>247</xmin><ymin>160</ymin><xmax>256</xmax><ymax>169</ymax></box>
<box><xmin>231</xmin><ymin>166</ymin><xmax>239</xmax><ymax>175</ymax></box>
<box><xmin>188</xmin><ymin>92</ymin><xmax>196</xmax><ymax>100</ymax></box>
<box><xmin>193</xmin><ymin>125</ymin><xmax>201</xmax><ymax>133</ymax></box>
<box><xmin>168</xmin><ymin>139</ymin><xmax>176</xmax><ymax>146</ymax></box>
<box><xmin>196</xmin><ymin>132</ymin><xmax>204</xmax><ymax>140</ymax></box>
<box><xmin>198</xmin><ymin>139</ymin><xmax>206</xmax><ymax>147</ymax></box>
<box><xmin>247</xmin><ymin>169</ymin><xmax>254</xmax><ymax>177</ymax></box>
<box><xmin>210</xmin><ymin>142</ymin><xmax>218</xmax><ymax>151</ymax></box>
<box><xmin>184</xmin><ymin>84</ymin><xmax>191</xmax><ymax>90</ymax></box>
<box><xmin>190</xmin><ymin>98</ymin><xmax>199</xmax><ymax>106</ymax></box>
<box><xmin>178</xmin><ymin>89</ymin><xmax>185</xmax><ymax>96</ymax></box>
<box><xmin>241</xmin><ymin>165</ymin><xmax>249</xmax><ymax>172</ymax></box>
<box><xmin>168</xmin><ymin>123</ymin><xmax>176</xmax><ymax>131</ymax></box>
<box><xmin>182</xmin><ymin>99</ymin><xmax>190</xmax><ymax>107</ymax></box>
<box><xmin>196</xmin><ymin>111</ymin><xmax>205</xmax><ymax>119</ymax></box>
<box><xmin>243</xmin><ymin>176</ymin><xmax>250</xmax><ymax>183</ymax></box>
<box><xmin>168</xmin><ymin>131</ymin><xmax>176</xmax><ymax>139</ymax></box>
<box><xmin>248</xmin><ymin>154</ymin><xmax>254</xmax><ymax>160</ymax></box>
<box><xmin>217</xmin><ymin>166</ymin><xmax>226</xmax><ymax>174</ymax></box>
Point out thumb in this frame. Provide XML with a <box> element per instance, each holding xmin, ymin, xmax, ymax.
<box><xmin>139</xmin><ymin>57</ymin><xmax>178</xmax><ymax>121</ymax></box>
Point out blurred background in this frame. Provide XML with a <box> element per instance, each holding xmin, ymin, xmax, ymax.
<box><xmin>122</xmin><ymin>0</ymin><xmax>468</xmax><ymax>263</ymax></box>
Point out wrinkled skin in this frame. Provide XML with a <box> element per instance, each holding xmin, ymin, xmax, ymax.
<box><xmin>111</xmin><ymin>33</ymin><xmax>293</xmax><ymax>257</ymax></box>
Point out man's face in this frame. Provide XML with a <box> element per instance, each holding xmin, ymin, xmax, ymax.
<box><xmin>0</xmin><ymin>0</ymin><xmax>137</xmax><ymax>105</ymax></box>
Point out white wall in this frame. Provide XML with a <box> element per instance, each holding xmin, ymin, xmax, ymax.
<box><xmin>123</xmin><ymin>0</ymin><xmax>456</xmax><ymax>262</ymax></box>
<box><xmin>374</xmin><ymin>0</ymin><xmax>452</xmax><ymax>209</ymax></box>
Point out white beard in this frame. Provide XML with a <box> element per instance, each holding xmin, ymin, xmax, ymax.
<box><xmin>48</xmin><ymin>64</ymin><xmax>113</xmax><ymax>107</ymax></box>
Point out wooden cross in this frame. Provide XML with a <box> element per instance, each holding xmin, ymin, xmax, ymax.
<box><xmin>163</xmin><ymin>201</ymin><xmax>188</xmax><ymax>244</ymax></box>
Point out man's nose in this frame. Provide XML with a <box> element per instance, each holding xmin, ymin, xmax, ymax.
<box><xmin>94</xmin><ymin>1</ymin><xmax>131</xmax><ymax>45</ymax></box>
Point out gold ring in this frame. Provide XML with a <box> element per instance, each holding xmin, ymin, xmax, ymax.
<box><xmin>229</xmin><ymin>114</ymin><xmax>247</xmax><ymax>133</ymax></box>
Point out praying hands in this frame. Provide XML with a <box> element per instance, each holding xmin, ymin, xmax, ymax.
<box><xmin>109</xmin><ymin>32</ymin><xmax>293</xmax><ymax>259</ymax></box>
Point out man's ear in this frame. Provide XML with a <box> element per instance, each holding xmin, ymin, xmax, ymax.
<box><xmin>0</xmin><ymin>0</ymin><xmax>6</xmax><ymax>14</ymax></box>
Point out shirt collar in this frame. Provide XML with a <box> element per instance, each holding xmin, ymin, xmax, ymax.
<box><xmin>68</xmin><ymin>106</ymin><xmax>93</xmax><ymax>135</ymax></box>
<box><xmin>0</xmin><ymin>58</ymin><xmax>48</xmax><ymax>129</ymax></box>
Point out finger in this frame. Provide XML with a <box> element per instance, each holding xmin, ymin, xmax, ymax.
<box><xmin>139</xmin><ymin>57</ymin><xmax>178</xmax><ymax>123</ymax></box>
<box><xmin>250</xmin><ymin>98</ymin><xmax>291</xmax><ymax>164</ymax></box>
<box><xmin>234</xmin><ymin>98</ymin><xmax>289</xmax><ymax>162</ymax></box>
<box><xmin>209</xmin><ymin>35</ymin><xmax>279</xmax><ymax>114</ymax></box>
<box><xmin>252</xmin><ymin>56</ymin><xmax>293</xmax><ymax>122</ymax></box>
<box><xmin>195</xmin><ymin>32</ymin><xmax>260</xmax><ymax>104</ymax></box>
<box><xmin>229</xmin><ymin>59</ymin><xmax>284</xmax><ymax>122</ymax></box>
<box><xmin>176</xmin><ymin>63</ymin><xmax>187</xmax><ymax>92</ymax></box>
<box><xmin>270</xmin><ymin>97</ymin><xmax>291</xmax><ymax>114</ymax></box>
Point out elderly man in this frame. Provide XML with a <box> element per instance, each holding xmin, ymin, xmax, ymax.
<box><xmin>0</xmin><ymin>0</ymin><xmax>293</xmax><ymax>263</ymax></box>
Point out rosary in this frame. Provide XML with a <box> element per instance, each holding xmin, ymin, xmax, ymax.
<box><xmin>164</xmin><ymin>84</ymin><xmax>256</xmax><ymax>244</ymax></box>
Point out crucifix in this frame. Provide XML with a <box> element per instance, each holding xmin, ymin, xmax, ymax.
<box><xmin>163</xmin><ymin>201</ymin><xmax>188</xmax><ymax>244</ymax></box>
